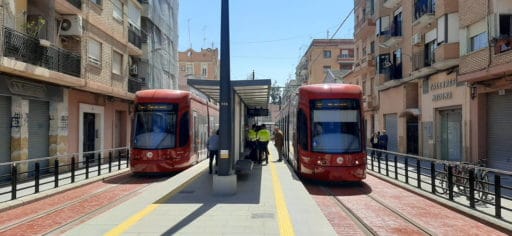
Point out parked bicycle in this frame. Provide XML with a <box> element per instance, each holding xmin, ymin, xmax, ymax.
<box><xmin>435</xmin><ymin>159</ymin><xmax>492</xmax><ymax>203</ymax></box>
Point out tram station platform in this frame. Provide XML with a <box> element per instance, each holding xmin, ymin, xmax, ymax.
<box><xmin>64</xmin><ymin>145</ymin><xmax>336</xmax><ymax>235</ymax></box>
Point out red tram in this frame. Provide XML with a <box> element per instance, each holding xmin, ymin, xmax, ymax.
<box><xmin>130</xmin><ymin>89</ymin><xmax>218</xmax><ymax>173</ymax></box>
<box><xmin>277</xmin><ymin>84</ymin><xmax>366</xmax><ymax>182</ymax></box>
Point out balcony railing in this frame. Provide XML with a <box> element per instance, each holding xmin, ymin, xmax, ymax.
<box><xmin>67</xmin><ymin>0</ymin><xmax>82</xmax><ymax>9</ymax></box>
<box><xmin>414</xmin><ymin>0</ymin><xmax>435</xmax><ymax>21</ymax></box>
<box><xmin>128</xmin><ymin>25</ymin><xmax>142</xmax><ymax>49</ymax></box>
<box><xmin>3</xmin><ymin>27</ymin><xmax>81</xmax><ymax>77</ymax></box>
<box><xmin>128</xmin><ymin>77</ymin><xmax>146</xmax><ymax>93</ymax></box>
<box><xmin>494</xmin><ymin>37</ymin><xmax>512</xmax><ymax>55</ymax></box>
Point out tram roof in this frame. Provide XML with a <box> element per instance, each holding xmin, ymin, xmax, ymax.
<box><xmin>187</xmin><ymin>79</ymin><xmax>271</xmax><ymax>109</ymax></box>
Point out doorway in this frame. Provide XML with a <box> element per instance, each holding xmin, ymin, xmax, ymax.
<box><xmin>439</xmin><ymin>109</ymin><xmax>462</xmax><ymax>161</ymax></box>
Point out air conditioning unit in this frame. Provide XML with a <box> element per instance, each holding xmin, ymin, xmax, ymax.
<box><xmin>129</xmin><ymin>65</ymin><xmax>138</xmax><ymax>76</ymax></box>
<box><xmin>60</xmin><ymin>15</ymin><xmax>82</xmax><ymax>36</ymax></box>
<box><xmin>412</xmin><ymin>33</ymin><xmax>423</xmax><ymax>45</ymax></box>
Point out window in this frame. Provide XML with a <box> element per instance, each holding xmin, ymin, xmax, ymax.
<box><xmin>340</xmin><ymin>64</ymin><xmax>352</xmax><ymax>70</ymax></box>
<box><xmin>499</xmin><ymin>14</ymin><xmax>512</xmax><ymax>37</ymax></box>
<box><xmin>376</xmin><ymin>16</ymin><xmax>389</xmax><ymax>35</ymax></box>
<box><xmin>112</xmin><ymin>51</ymin><xmax>122</xmax><ymax>75</ymax></box>
<box><xmin>87</xmin><ymin>39</ymin><xmax>101</xmax><ymax>65</ymax></box>
<box><xmin>201</xmin><ymin>63</ymin><xmax>208</xmax><ymax>77</ymax></box>
<box><xmin>112</xmin><ymin>0</ymin><xmax>123</xmax><ymax>21</ymax></box>
<box><xmin>323</xmin><ymin>50</ymin><xmax>332</xmax><ymax>58</ymax></box>
<box><xmin>470</xmin><ymin>32</ymin><xmax>488</xmax><ymax>52</ymax></box>
<box><xmin>186</xmin><ymin>63</ymin><xmax>193</xmax><ymax>75</ymax></box>
<box><xmin>297</xmin><ymin>109</ymin><xmax>308</xmax><ymax>151</ymax></box>
<box><xmin>341</xmin><ymin>49</ymin><xmax>350</xmax><ymax>58</ymax></box>
<box><xmin>90</xmin><ymin>0</ymin><xmax>101</xmax><ymax>5</ymax></box>
<box><xmin>128</xmin><ymin>0</ymin><xmax>141</xmax><ymax>29</ymax></box>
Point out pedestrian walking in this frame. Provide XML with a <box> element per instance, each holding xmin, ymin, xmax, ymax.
<box><xmin>370</xmin><ymin>131</ymin><xmax>380</xmax><ymax>159</ymax></box>
<box><xmin>273</xmin><ymin>127</ymin><xmax>284</xmax><ymax>161</ymax></box>
<box><xmin>378</xmin><ymin>130</ymin><xmax>388</xmax><ymax>159</ymax></box>
<box><xmin>207</xmin><ymin>130</ymin><xmax>220</xmax><ymax>174</ymax></box>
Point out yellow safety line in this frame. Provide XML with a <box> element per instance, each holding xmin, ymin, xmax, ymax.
<box><xmin>104</xmin><ymin>173</ymin><xmax>202</xmax><ymax>236</ymax></box>
<box><xmin>270</xmin><ymin>156</ymin><xmax>296</xmax><ymax>236</ymax></box>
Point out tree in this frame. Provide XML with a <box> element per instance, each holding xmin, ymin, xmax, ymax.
<box><xmin>269</xmin><ymin>81</ymin><xmax>282</xmax><ymax>105</ymax></box>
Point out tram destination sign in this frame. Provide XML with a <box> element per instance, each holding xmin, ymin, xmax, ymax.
<box><xmin>247</xmin><ymin>108</ymin><xmax>269</xmax><ymax>117</ymax></box>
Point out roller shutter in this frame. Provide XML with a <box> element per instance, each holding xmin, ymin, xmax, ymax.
<box><xmin>487</xmin><ymin>92</ymin><xmax>512</xmax><ymax>172</ymax></box>
<box><xmin>28</xmin><ymin>100</ymin><xmax>49</xmax><ymax>173</ymax></box>
<box><xmin>384</xmin><ymin>113</ymin><xmax>398</xmax><ymax>152</ymax></box>
<box><xmin>0</xmin><ymin>96</ymin><xmax>11</xmax><ymax>181</ymax></box>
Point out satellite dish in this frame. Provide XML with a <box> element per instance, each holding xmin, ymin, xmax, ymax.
<box><xmin>61</xmin><ymin>19</ymin><xmax>72</xmax><ymax>31</ymax></box>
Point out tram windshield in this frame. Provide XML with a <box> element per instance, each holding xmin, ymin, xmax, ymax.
<box><xmin>311</xmin><ymin>99</ymin><xmax>362</xmax><ymax>154</ymax></box>
<box><xmin>133</xmin><ymin>103</ymin><xmax>178</xmax><ymax>149</ymax></box>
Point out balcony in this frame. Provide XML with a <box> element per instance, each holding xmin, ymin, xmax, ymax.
<box><xmin>55</xmin><ymin>0</ymin><xmax>81</xmax><ymax>14</ymax></box>
<box><xmin>3</xmin><ymin>27</ymin><xmax>81</xmax><ymax>77</ymax></box>
<box><xmin>381</xmin><ymin>23</ymin><xmax>403</xmax><ymax>47</ymax></box>
<box><xmin>494</xmin><ymin>37</ymin><xmax>512</xmax><ymax>55</ymax></box>
<box><xmin>413</xmin><ymin>0</ymin><xmax>435</xmax><ymax>28</ymax></box>
<box><xmin>128</xmin><ymin>77</ymin><xmax>146</xmax><ymax>93</ymax></box>
<box><xmin>383</xmin><ymin>0</ymin><xmax>401</xmax><ymax>9</ymax></box>
<box><xmin>128</xmin><ymin>26</ymin><xmax>142</xmax><ymax>49</ymax></box>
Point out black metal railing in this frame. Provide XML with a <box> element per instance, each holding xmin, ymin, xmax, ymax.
<box><xmin>3</xmin><ymin>27</ymin><xmax>81</xmax><ymax>77</ymax></box>
<box><xmin>128</xmin><ymin>26</ymin><xmax>142</xmax><ymax>49</ymax></box>
<box><xmin>66</xmin><ymin>0</ymin><xmax>82</xmax><ymax>9</ymax></box>
<box><xmin>128</xmin><ymin>77</ymin><xmax>145</xmax><ymax>93</ymax></box>
<box><xmin>367</xmin><ymin>148</ymin><xmax>512</xmax><ymax>225</ymax></box>
<box><xmin>0</xmin><ymin>147</ymin><xmax>130</xmax><ymax>203</ymax></box>
<box><xmin>414</xmin><ymin>0</ymin><xmax>435</xmax><ymax>21</ymax></box>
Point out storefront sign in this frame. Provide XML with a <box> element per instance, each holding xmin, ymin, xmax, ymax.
<box><xmin>431</xmin><ymin>79</ymin><xmax>456</xmax><ymax>101</ymax></box>
<box><xmin>7</xmin><ymin>79</ymin><xmax>46</xmax><ymax>98</ymax></box>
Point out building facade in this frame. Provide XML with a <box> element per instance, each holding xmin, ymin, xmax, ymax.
<box><xmin>457</xmin><ymin>0</ymin><xmax>512</xmax><ymax>171</ymax></box>
<box><xmin>0</xmin><ymin>0</ymin><xmax>178</xmax><ymax>178</ymax></box>
<box><xmin>295</xmin><ymin>39</ymin><xmax>355</xmax><ymax>85</ymax></box>
<box><xmin>177</xmin><ymin>48</ymin><xmax>219</xmax><ymax>91</ymax></box>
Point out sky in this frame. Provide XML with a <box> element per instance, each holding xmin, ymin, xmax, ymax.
<box><xmin>178</xmin><ymin>0</ymin><xmax>354</xmax><ymax>87</ymax></box>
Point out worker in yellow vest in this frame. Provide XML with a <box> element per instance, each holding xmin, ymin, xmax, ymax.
<box><xmin>256</xmin><ymin>124</ymin><xmax>271</xmax><ymax>164</ymax></box>
<box><xmin>247</xmin><ymin>124</ymin><xmax>258</xmax><ymax>161</ymax></box>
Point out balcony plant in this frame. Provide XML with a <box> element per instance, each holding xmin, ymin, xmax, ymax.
<box><xmin>21</xmin><ymin>16</ymin><xmax>46</xmax><ymax>38</ymax></box>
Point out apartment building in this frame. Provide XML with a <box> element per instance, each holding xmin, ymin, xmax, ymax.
<box><xmin>0</xmin><ymin>0</ymin><xmax>178</xmax><ymax>177</ymax></box>
<box><xmin>178</xmin><ymin>48</ymin><xmax>219</xmax><ymax>91</ymax></box>
<box><xmin>295</xmin><ymin>39</ymin><xmax>355</xmax><ymax>85</ymax></box>
<box><xmin>457</xmin><ymin>0</ymin><xmax>512</xmax><ymax>171</ymax></box>
<box><xmin>138</xmin><ymin>0</ymin><xmax>179</xmax><ymax>90</ymax></box>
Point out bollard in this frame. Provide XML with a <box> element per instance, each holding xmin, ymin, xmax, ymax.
<box><xmin>35</xmin><ymin>162</ymin><xmax>40</xmax><ymax>193</ymax></box>
<box><xmin>54</xmin><ymin>159</ymin><xmax>59</xmax><ymax>188</ymax></box>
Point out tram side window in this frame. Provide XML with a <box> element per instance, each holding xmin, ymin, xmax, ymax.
<box><xmin>297</xmin><ymin>109</ymin><xmax>308</xmax><ymax>151</ymax></box>
<box><xmin>179</xmin><ymin>112</ymin><xmax>190</xmax><ymax>147</ymax></box>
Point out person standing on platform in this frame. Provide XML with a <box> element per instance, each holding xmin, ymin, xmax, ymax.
<box><xmin>378</xmin><ymin>130</ymin><xmax>388</xmax><ymax>159</ymax></box>
<box><xmin>370</xmin><ymin>131</ymin><xmax>380</xmax><ymax>159</ymax></box>
<box><xmin>273</xmin><ymin>127</ymin><xmax>284</xmax><ymax>161</ymax></box>
<box><xmin>257</xmin><ymin>124</ymin><xmax>271</xmax><ymax>164</ymax></box>
<box><xmin>207</xmin><ymin>129</ymin><xmax>220</xmax><ymax>174</ymax></box>
<box><xmin>248</xmin><ymin>124</ymin><xmax>258</xmax><ymax>161</ymax></box>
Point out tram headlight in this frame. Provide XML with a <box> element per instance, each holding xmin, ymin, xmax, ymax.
<box><xmin>146</xmin><ymin>152</ymin><xmax>153</xmax><ymax>158</ymax></box>
<box><xmin>336</xmin><ymin>157</ymin><xmax>344</xmax><ymax>164</ymax></box>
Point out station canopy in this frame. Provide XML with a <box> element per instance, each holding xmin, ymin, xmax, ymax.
<box><xmin>187</xmin><ymin>79</ymin><xmax>271</xmax><ymax>109</ymax></box>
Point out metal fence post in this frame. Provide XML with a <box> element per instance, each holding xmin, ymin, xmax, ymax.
<box><xmin>378</xmin><ymin>155</ymin><xmax>382</xmax><ymax>174</ymax></box>
<box><xmin>468</xmin><ymin>168</ymin><xmax>475</xmax><ymax>208</ymax></box>
<box><xmin>416</xmin><ymin>159</ymin><xmax>421</xmax><ymax>188</ymax></box>
<box><xmin>385</xmin><ymin>154</ymin><xmax>389</xmax><ymax>177</ymax></box>
<box><xmin>495</xmin><ymin>175</ymin><xmax>501</xmax><ymax>218</ymax></box>
<box><xmin>11</xmin><ymin>164</ymin><xmax>17</xmax><ymax>200</ymax></box>
<box><xmin>109</xmin><ymin>151</ymin><xmax>112</xmax><ymax>173</ymax></box>
<box><xmin>394</xmin><ymin>155</ymin><xmax>398</xmax><ymax>179</ymax></box>
<box><xmin>448</xmin><ymin>165</ymin><xmax>454</xmax><ymax>200</ymax></box>
<box><xmin>71</xmin><ymin>156</ymin><xmax>75</xmax><ymax>183</ymax></box>
<box><xmin>85</xmin><ymin>158</ymin><xmax>89</xmax><ymax>179</ymax></box>
<box><xmin>405</xmin><ymin>157</ymin><xmax>409</xmax><ymax>184</ymax></box>
<box><xmin>118</xmin><ymin>150</ymin><xmax>121</xmax><ymax>170</ymax></box>
<box><xmin>54</xmin><ymin>159</ymin><xmax>59</xmax><ymax>188</ymax></box>
<box><xmin>430</xmin><ymin>162</ymin><xmax>435</xmax><ymax>194</ymax></box>
<box><xmin>35</xmin><ymin>162</ymin><xmax>40</xmax><ymax>193</ymax></box>
<box><xmin>370</xmin><ymin>150</ymin><xmax>374</xmax><ymax>171</ymax></box>
<box><xmin>126</xmin><ymin>149</ymin><xmax>129</xmax><ymax>168</ymax></box>
<box><xmin>97</xmin><ymin>153</ymin><xmax>101</xmax><ymax>176</ymax></box>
